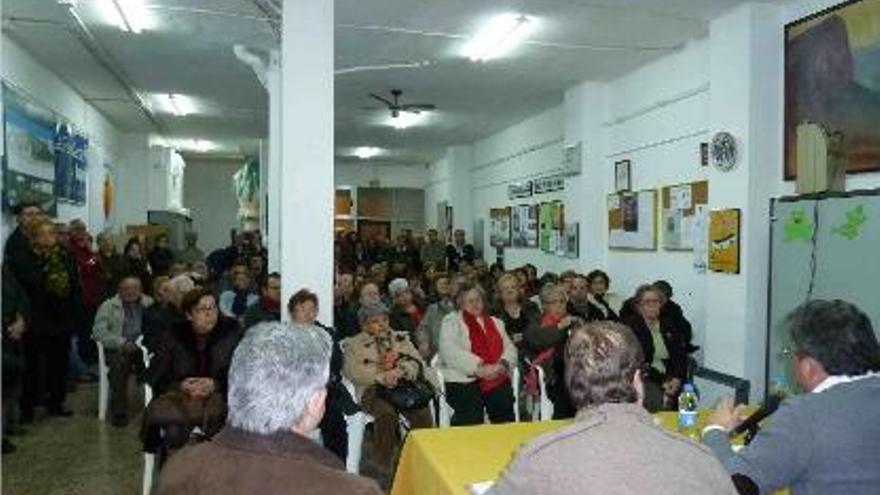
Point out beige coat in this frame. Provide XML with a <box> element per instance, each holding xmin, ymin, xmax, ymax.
<box><xmin>437</xmin><ymin>311</ymin><xmax>517</xmax><ymax>383</ymax></box>
<box><xmin>488</xmin><ymin>403</ymin><xmax>739</xmax><ymax>495</ymax></box>
<box><xmin>342</xmin><ymin>330</ymin><xmax>439</xmax><ymax>400</ymax></box>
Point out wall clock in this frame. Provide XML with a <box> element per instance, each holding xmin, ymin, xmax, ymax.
<box><xmin>711</xmin><ymin>132</ymin><xmax>738</xmax><ymax>172</ymax></box>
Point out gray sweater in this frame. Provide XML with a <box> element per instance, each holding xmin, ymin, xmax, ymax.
<box><xmin>703</xmin><ymin>376</ymin><xmax>880</xmax><ymax>495</ymax></box>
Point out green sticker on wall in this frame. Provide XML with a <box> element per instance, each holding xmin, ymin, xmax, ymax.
<box><xmin>832</xmin><ymin>205</ymin><xmax>867</xmax><ymax>240</ymax></box>
<box><xmin>784</xmin><ymin>208</ymin><xmax>814</xmax><ymax>242</ymax></box>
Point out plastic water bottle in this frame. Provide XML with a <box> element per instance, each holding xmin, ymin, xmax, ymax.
<box><xmin>678</xmin><ymin>383</ymin><xmax>700</xmax><ymax>441</ymax></box>
<box><xmin>769</xmin><ymin>376</ymin><xmax>790</xmax><ymax>398</ymax></box>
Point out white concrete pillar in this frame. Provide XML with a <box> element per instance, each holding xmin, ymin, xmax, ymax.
<box><xmin>266</xmin><ymin>51</ymin><xmax>282</xmax><ymax>273</ymax></box>
<box><xmin>704</xmin><ymin>2</ymin><xmax>783</xmax><ymax>399</ymax></box>
<box><xmin>564</xmin><ymin>81</ymin><xmax>609</xmax><ymax>273</ymax></box>
<box><xmin>280</xmin><ymin>0</ymin><xmax>334</xmax><ymax>324</ymax></box>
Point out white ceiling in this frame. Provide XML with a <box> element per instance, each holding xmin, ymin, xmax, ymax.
<box><xmin>2</xmin><ymin>0</ymin><xmax>778</xmax><ymax>164</ymax></box>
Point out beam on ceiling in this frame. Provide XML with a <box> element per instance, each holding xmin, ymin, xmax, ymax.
<box><xmin>60</xmin><ymin>4</ymin><xmax>167</xmax><ymax>134</ymax></box>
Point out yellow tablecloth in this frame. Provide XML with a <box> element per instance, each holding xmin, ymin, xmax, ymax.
<box><xmin>391</xmin><ymin>410</ymin><xmax>785</xmax><ymax>495</ymax></box>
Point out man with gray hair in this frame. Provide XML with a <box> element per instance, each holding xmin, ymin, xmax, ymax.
<box><xmin>157</xmin><ymin>321</ymin><xmax>382</xmax><ymax>495</ymax></box>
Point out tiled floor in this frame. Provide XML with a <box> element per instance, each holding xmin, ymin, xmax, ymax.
<box><xmin>2</xmin><ymin>382</ymin><xmax>145</xmax><ymax>495</ymax></box>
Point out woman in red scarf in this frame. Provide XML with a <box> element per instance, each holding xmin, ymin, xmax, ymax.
<box><xmin>438</xmin><ymin>283</ymin><xmax>517</xmax><ymax>425</ymax></box>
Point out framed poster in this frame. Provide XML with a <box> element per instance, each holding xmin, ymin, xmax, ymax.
<box><xmin>489</xmin><ymin>207</ymin><xmax>512</xmax><ymax>247</ymax></box>
<box><xmin>709</xmin><ymin>209</ymin><xmax>741</xmax><ymax>274</ymax></box>
<box><xmin>785</xmin><ymin>0</ymin><xmax>880</xmax><ymax>179</ymax></box>
<box><xmin>508</xmin><ymin>181</ymin><xmax>533</xmax><ymax>200</ymax></box>
<box><xmin>539</xmin><ymin>202</ymin><xmax>553</xmax><ymax>252</ymax></box>
<box><xmin>54</xmin><ymin>123</ymin><xmax>89</xmax><ymax>205</ymax></box>
<box><xmin>660</xmin><ymin>180</ymin><xmax>709</xmax><ymax>251</ymax></box>
<box><xmin>614</xmin><ymin>159</ymin><xmax>631</xmax><ymax>192</ymax></box>
<box><xmin>564</xmin><ymin>223</ymin><xmax>579</xmax><ymax>259</ymax></box>
<box><xmin>607</xmin><ymin>189</ymin><xmax>657</xmax><ymax>250</ymax></box>
<box><xmin>2</xmin><ymin>84</ymin><xmax>58</xmax><ymax>215</ymax></box>
<box><xmin>511</xmin><ymin>204</ymin><xmax>538</xmax><ymax>248</ymax></box>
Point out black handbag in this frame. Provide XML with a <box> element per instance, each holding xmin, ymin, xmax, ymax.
<box><xmin>377</xmin><ymin>354</ymin><xmax>436</xmax><ymax>411</ymax></box>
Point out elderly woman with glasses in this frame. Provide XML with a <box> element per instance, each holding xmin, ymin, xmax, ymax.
<box><xmin>523</xmin><ymin>283</ymin><xmax>584</xmax><ymax>419</ymax></box>
<box><xmin>343</xmin><ymin>303</ymin><xmax>437</xmax><ymax>480</ymax></box>
<box><xmin>142</xmin><ymin>288</ymin><xmax>243</xmax><ymax>455</ymax></box>
<box><xmin>619</xmin><ymin>284</ymin><xmax>688</xmax><ymax>412</ymax></box>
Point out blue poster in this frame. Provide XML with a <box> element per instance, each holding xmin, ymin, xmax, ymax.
<box><xmin>54</xmin><ymin>123</ymin><xmax>88</xmax><ymax>205</ymax></box>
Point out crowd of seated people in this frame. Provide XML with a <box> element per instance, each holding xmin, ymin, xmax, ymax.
<box><xmin>15</xmin><ymin>213</ymin><xmax>877</xmax><ymax>495</ymax></box>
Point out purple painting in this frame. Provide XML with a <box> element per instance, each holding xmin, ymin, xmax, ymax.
<box><xmin>785</xmin><ymin>0</ymin><xmax>880</xmax><ymax>179</ymax></box>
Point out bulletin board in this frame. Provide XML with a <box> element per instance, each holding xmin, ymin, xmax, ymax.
<box><xmin>539</xmin><ymin>201</ymin><xmax>564</xmax><ymax>253</ymax></box>
<box><xmin>660</xmin><ymin>180</ymin><xmax>709</xmax><ymax>250</ymax></box>
<box><xmin>607</xmin><ymin>189</ymin><xmax>657</xmax><ymax>250</ymax></box>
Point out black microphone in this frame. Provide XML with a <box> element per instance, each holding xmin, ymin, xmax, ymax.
<box><xmin>730</xmin><ymin>394</ymin><xmax>783</xmax><ymax>437</ymax></box>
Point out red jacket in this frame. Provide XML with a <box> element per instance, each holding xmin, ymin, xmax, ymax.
<box><xmin>71</xmin><ymin>241</ymin><xmax>104</xmax><ymax>309</ymax></box>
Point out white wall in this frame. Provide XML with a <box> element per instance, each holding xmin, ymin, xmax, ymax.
<box><xmin>2</xmin><ymin>35</ymin><xmax>124</xmax><ymax>239</ymax></box>
<box><xmin>183</xmin><ymin>157</ymin><xmax>242</xmax><ymax>254</ymax></box>
<box><xmin>336</xmin><ymin>162</ymin><xmax>427</xmax><ymax>189</ymax></box>
<box><xmin>430</xmin><ymin>0</ymin><xmax>880</xmax><ymax>397</ymax></box>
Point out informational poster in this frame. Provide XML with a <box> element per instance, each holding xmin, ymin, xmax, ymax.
<box><xmin>692</xmin><ymin>205</ymin><xmax>709</xmax><ymax>273</ymax></box>
<box><xmin>661</xmin><ymin>181</ymin><xmax>709</xmax><ymax>250</ymax></box>
<box><xmin>2</xmin><ymin>84</ymin><xmax>58</xmax><ymax>215</ymax></box>
<box><xmin>511</xmin><ymin>204</ymin><xmax>538</xmax><ymax>248</ymax></box>
<box><xmin>607</xmin><ymin>190</ymin><xmax>657</xmax><ymax>250</ymax></box>
<box><xmin>54</xmin><ymin>123</ymin><xmax>89</xmax><ymax>205</ymax></box>
<box><xmin>709</xmin><ymin>208</ymin><xmax>741</xmax><ymax>274</ymax></box>
<box><xmin>538</xmin><ymin>201</ymin><xmax>565</xmax><ymax>253</ymax></box>
<box><xmin>564</xmin><ymin>223</ymin><xmax>579</xmax><ymax>259</ymax></box>
<box><xmin>489</xmin><ymin>207</ymin><xmax>512</xmax><ymax>247</ymax></box>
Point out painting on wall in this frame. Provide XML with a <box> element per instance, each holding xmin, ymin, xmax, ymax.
<box><xmin>785</xmin><ymin>0</ymin><xmax>880</xmax><ymax>179</ymax></box>
<box><xmin>489</xmin><ymin>207</ymin><xmax>511</xmax><ymax>247</ymax></box>
<box><xmin>708</xmin><ymin>208</ymin><xmax>741</xmax><ymax>274</ymax></box>
<box><xmin>614</xmin><ymin>159</ymin><xmax>631</xmax><ymax>192</ymax></box>
<box><xmin>511</xmin><ymin>204</ymin><xmax>538</xmax><ymax>248</ymax></box>
<box><xmin>563</xmin><ymin>223</ymin><xmax>579</xmax><ymax>259</ymax></box>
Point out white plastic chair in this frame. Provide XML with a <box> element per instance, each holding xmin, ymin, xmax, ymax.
<box><xmin>97</xmin><ymin>342</ymin><xmax>109</xmax><ymax>421</ymax></box>
<box><xmin>429</xmin><ymin>355</ymin><xmax>454</xmax><ymax>427</ymax></box>
<box><xmin>512</xmin><ymin>366</ymin><xmax>521</xmax><ymax>423</ymax></box>
<box><xmin>535</xmin><ymin>364</ymin><xmax>553</xmax><ymax>421</ymax></box>
<box><xmin>135</xmin><ymin>336</ymin><xmax>155</xmax><ymax>495</ymax></box>
<box><xmin>342</xmin><ymin>377</ymin><xmax>375</xmax><ymax>474</ymax></box>
<box><xmin>524</xmin><ymin>359</ymin><xmax>554</xmax><ymax>421</ymax></box>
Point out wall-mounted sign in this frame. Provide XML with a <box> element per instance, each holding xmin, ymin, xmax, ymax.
<box><xmin>534</xmin><ymin>174</ymin><xmax>565</xmax><ymax>194</ymax></box>
<box><xmin>508</xmin><ymin>181</ymin><xmax>534</xmax><ymax>200</ymax></box>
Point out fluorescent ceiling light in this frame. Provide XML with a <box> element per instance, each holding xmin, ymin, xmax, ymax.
<box><xmin>104</xmin><ymin>0</ymin><xmax>151</xmax><ymax>34</ymax></box>
<box><xmin>387</xmin><ymin>112</ymin><xmax>427</xmax><ymax>130</ymax></box>
<box><xmin>354</xmin><ymin>147</ymin><xmax>383</xmax><ymax>159</ymax></box>
<box><xmin>462</xmin><ymin>14</ymin><xmax>535</xmax><ymax>62</ymax></box>
<box><xmin>155</xmin><ymin>94</ymin><xmax>197</xmax><ymax>116</ymax></box>
<box><xmin>163</xmin><ymin>138</ymin><xmax>218</xmax><ymax>153</ymax></box>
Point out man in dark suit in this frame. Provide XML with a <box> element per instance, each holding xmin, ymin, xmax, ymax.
<box><xmin>704</xmin><ymin>300</ymin><xmax>880</xmax><ymax>495</ymax></box>
<box><xmin>445</xmin><ymin>229</ymin><xmax>475</xmax><ymax>271</ymax></box>
<box><xmin>3</xmin><ymin>203</ymin><xmax>41</xmax><ymax>267</ymax></box>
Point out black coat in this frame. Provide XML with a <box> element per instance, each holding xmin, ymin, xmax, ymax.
<box><xmin>142</xmin><ymin>303</ymin><xmax>185</xmax><ymax>354</ymax></box>
<box><xmin>445</xmin><ymin>243</ymin><xmax>475</xmax><ymax>271</ymax></box>
<box><xmin>660</xmin><ymin>300</ymin><xmax>697</xmax><ymax>353</ymax></box>
<box><xmin>12</xmin><ymin>244</ymin><xmax>81</xmax><ymax>337</ymax></box>
<box><xmin>147</xmin><ymin>317</ymin><xmax>243</xmax><ymax>396</ymax></box>
<box><xmin>333</xmin><ymin>301</ymin><xmax>359</xmax><ymax>339</ymax></box>
<box><xmin>493</xmin><ymin>301</ymin><xmax>541</xmax><ymax>349</ymax></box>
<box><xmin>242</xmin><ymin>299</ymin><xmax>280</xmax><ymax>331</ymax></box>
<box><xmin>620</xmin><ymin>313</ymin><xmax>688</xmax><ymax>381</ymax></box>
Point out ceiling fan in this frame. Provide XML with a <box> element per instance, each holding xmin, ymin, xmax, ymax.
<box><xmin>367</xmin><ymin>89</ymin><xmax>435</xmax><ymax>118</ymax></box>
